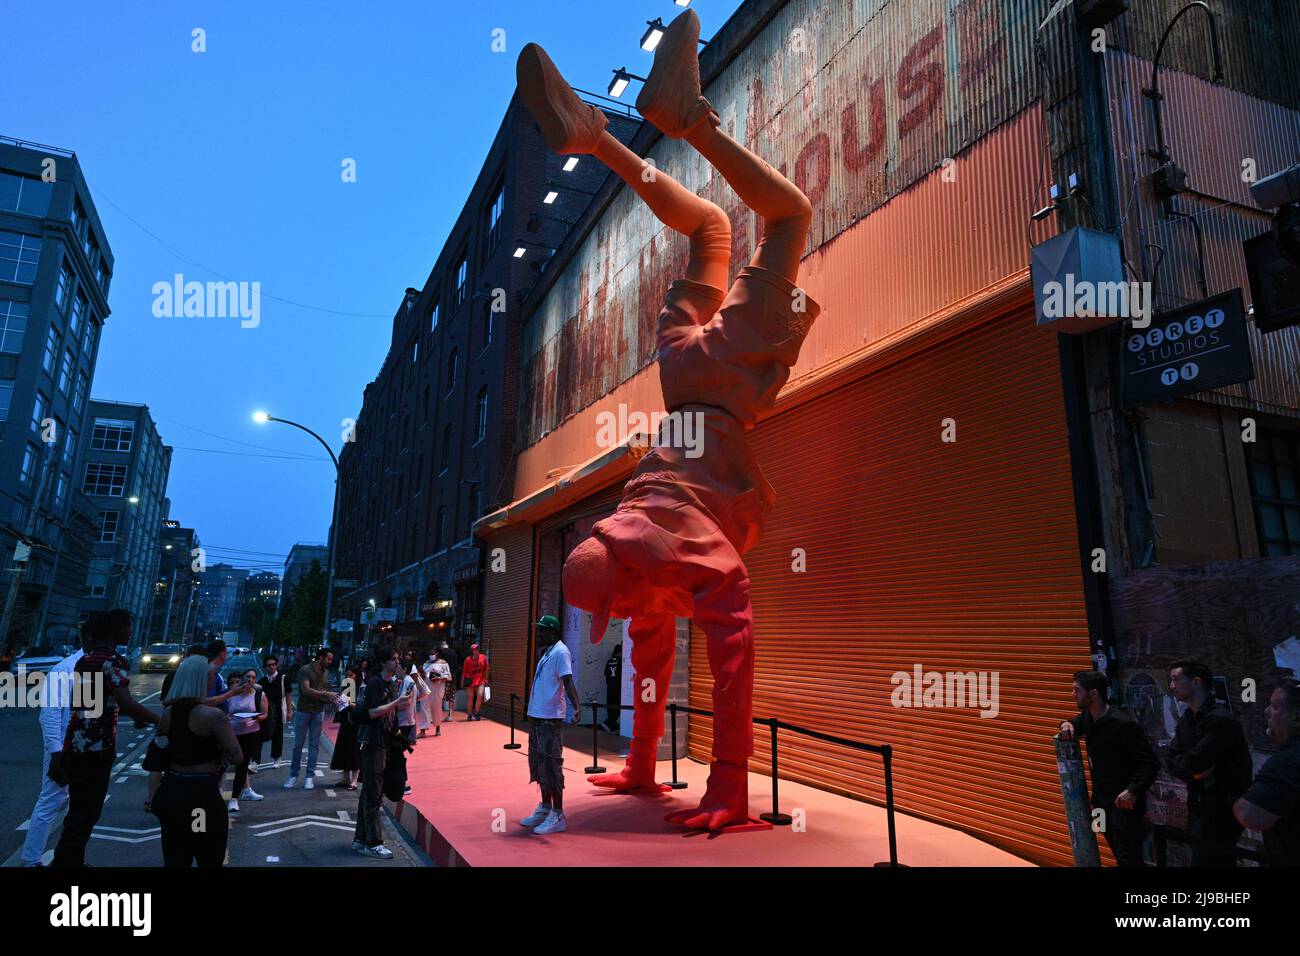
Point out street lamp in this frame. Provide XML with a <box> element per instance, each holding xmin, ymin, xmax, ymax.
<box><xmin>252</xmin><ymin>410</ymin><xmax>342</xmax><ymax>650</ymax></box>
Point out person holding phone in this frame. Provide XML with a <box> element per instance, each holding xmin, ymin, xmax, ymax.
<box><xmin>351</xmin><ymin>646</ymin><xmax>409</xmax><ymax>859</ymax></box>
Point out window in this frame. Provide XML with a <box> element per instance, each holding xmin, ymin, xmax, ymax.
<box><xmin>423</xmin><ymin>384</ymin><xmax>430</xmax><ymax>422</ymax></box>
<box><xmin>70</xmin><ymin>198</ymin><xmax>82</xmax><ymax>233</ymax></box>
<box><xmin>82</xmin><ymin>318</ymin><xmax>97</xmax><ymax>356</ymax></box>
<box><xmin>466</xmin><ymin>484</ymin><xmax>480</xmax><ymax>537</ymax></box>
<box><xmin>86</xmin><ymin>557</ymin><xmax>109</xmax><ymax>597</ymax></box>
<box><xmin>434</xmin><ymin>506</ymin><xmax>446</xmax><ymax>551</ymax></box>
<box><xmin>0</xmin><ymin>380</ymin><xmax>12</xmax><ymax>420</ymax></box>
<box><xmin>20</xmin><ymin>444</ymin><xmax>39</xmax><ymax>485</ymax></box>
<box><xmin>486</xmin><ymin>182</ymin><xmax>505</xmax><ymax>252</ymax></box>
<box><xmin>42</xmin><ymin>327</ymin><xmax>58</xmax><ymax>373</ymax></box>
<box><xmin>455</xmin><ymin>255</ymin><xmax>468</xmax><ymax>306</ymax></box>
<box><xmin>96</xmin><ymin>262</ymin><xmax>107</xmax><ymax>293</ymax></box>
<box><xmin>73</xmin><ymin>371</ymin><xmax>87</xmax><ymax>413</ymax></box>
<box><xmin>54</xmin><ymin>472</ymin><xmax>67</xmax><ymax>506</ymax></box>
<box><xmin>1247</xmin><ymin>429</ymin><xmax>1300</xmax><ymax>556</ymax></box>
<box><xmin>481</xmin><ymin>302</ymin><xmax>493</xmax><ymax>350</ymax></box>
<box><xmin>83</xmin><ymin>462</ymin><xmax>128</xmax><ymax>496</ymax></box>
<box><xmin>31</xmin><ymin>391</ymin><xmax>47</xmax><ymax>434</ymax></box>
<box><xmin>55</xmin><ymin>262</ymin><xmax>73</xmax><ymax>311</ymax></box>
<box><xmin>476</xmin><ymin>387</ymin><xmax>488</xmax><ymax>444</ymax></box>
<box><xmin>63</xmin><ymin>426</ymin><xmax>77</xmax><ymax>466</ymax></box>
<box><xmin>446</xmin><ymin>348</ymin><xmax>458</xmax><ymax>395</ymax></box>
<box><xmin>441</xmin><ymin>423</ymin><xmax>453</xmax><ymax>474</ymax></box>
<box><xmin>69</xmin><ymin>292</ymin><xmax>86</xmax><ymax>337</ymax></box>
<box><xmin>58</xmin><ymin>349</ymin><xmax>75</xmax><ymax>395</ymax></box>
<box><xmin>0</xmin><ymin>173</ymin><xmax>53</xmax><ymax>217</ymax></box>
<box><xmin>429</xmin><ymin>300</ymin><xmax>440</xmax><ymax>333</ymax></box>
<box><xmin>91</xmin><ymin>418</ymin><xmax>135</xmax><ymax>451</ymax></box>
<box><xmin>411</xmin><ymin>339</ymin><xmax>419</xmax><ymax>364</ymax></box>
<box><xmin>0</xmin><ymin>231</ymin><xmax>42</xmax><ymax>284</ymax></box>
<box><xmin>0</xmin><ymin>299</ymin><xmax>27</xmax><ymax>352</ymax></box>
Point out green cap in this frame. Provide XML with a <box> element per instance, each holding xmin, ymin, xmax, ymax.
<box><xmin>536</xmin><ymin>614</ymin><xmax>561</xmax><ymax>633</ymax></box>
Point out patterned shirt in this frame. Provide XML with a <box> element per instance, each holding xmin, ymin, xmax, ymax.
<box><xmin>62</xmin><ymin>647</ymin><xmax>130</xmax><ymax>754</ymax></box>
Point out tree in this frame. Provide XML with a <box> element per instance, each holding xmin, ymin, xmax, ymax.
<box><xmin>279</xmin><ymin>561</ymin><xmax>326</xmax><ymax>648</ymax></box>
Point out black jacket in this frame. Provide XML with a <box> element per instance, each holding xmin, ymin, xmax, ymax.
<box><xmin>1069</xmin><ymin>706</ymin><xmax>1160</xmax><ymax>805</ymax></box>
<box><xmin>1165</xmin><ymin>699</ymin><xmax>1253</xmax><ymax>812</ymax></box>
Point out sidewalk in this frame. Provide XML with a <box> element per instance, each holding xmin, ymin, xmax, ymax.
<box><xmin>337</xmin><ymin>712</ymin><xmax>1032</xmax><ymax>868</ymax></box>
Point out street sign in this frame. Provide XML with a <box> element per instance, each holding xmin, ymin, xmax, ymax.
<box><xmin>334</xmin><ymin>579</ymin><xmax>359</xmax><ymax>589</ymax></box>
<box><xmin>1121</xmin><ymin>289</ymin><xmax>1254</xmax><ymax>409</ymax></box>
<box><xmin>331</xmin><ymin>619</ymin><xmax>354</xmax><ymax>632</ymax></box>
<box><xmin>360</xmin><ymin>608</ymin><xmax>398</xmax><ymax>625</ymax></box>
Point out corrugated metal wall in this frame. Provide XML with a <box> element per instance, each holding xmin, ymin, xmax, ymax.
<box><xmin>479</xmin><ymin>525</ymin><xmax>534</xmax><ymax>705</ymax></box>
<box><xmin>1106</xmin><ymin>48</ymin><xmax>1300</xmax><ymax>415</ymax></box>
<box><xmin>687</xmin><ymin>292</ymin><xmax>1090</xmax><ymax>868</ymax></box>
<box><xmin>519</xmin><ymin>0</ymin><xmax>1059</xmax><ymax>449</ymax></box>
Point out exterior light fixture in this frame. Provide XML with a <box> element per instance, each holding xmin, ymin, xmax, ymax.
<box><xmin>641</xmin><ymin>18</ymin><xmax>666</xmax><ymax>52</ymax></box>
<box><xmin>562</xmin><ymin>157</ymin><xmax>579</xmax><ymax>172</ymax></box>
<box><xmin>252</xmin><ymin>410</ymin><xmax>270</xmax><ymax>423</ymax></box>
<box><xmin>128</xmin><ymin>495</ymin><xmax>140</xmax><ymax>504</ymax></box>
<box><xmin>543</xmin><ymin>190</ymin><xmax>559</xmax><ymax>204</ymax></box>
<box><xmin>514</xmin><ymin>247</ymin><xmax>527</xmax><ymax>258</ymax></box>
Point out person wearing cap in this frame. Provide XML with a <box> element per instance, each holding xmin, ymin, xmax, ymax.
<box><xmin>522</xmin><ymin>616</ymin><xmax>581</xmax><ymax>835</ymax></box>
<box><xmin>461</xmin><ymin>643</ymin><xmax>490</xmax><ymax>721</ymax></box>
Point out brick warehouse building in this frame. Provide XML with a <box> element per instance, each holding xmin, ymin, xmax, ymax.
<box><xmin>470</xmin><ymin>0</ymin><xmax>1300</xmax><ymax>867</ymax></box>
<box><xmin>332</xmin><ymin>93</ymin><xmax>640</xmax><ymax>655</ymax></box>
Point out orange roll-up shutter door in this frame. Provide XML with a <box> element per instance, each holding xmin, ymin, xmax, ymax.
<box><xmin>481</xmin><ymin>525</ymin><xmax>535</xmax><ymax>706</ymax></box>
<box><xmin>688</xmin><ymin>301</ymin><xmax>1092</xmax><ymax>867</ymax></box>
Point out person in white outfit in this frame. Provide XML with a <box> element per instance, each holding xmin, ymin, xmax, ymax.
<box><xmin>424</xmin><ymin>651</ymin><xmax>452</xmax><ymax>738</ymax></box>
<box><xmin>19</xmin><ymin>626</ymin><xmax>90</xmax><ymax>866</ymax></box>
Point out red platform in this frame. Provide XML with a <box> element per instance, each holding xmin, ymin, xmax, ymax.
<box><xmin>349</xmin><ymin>716</ymin><xmax>1034</xmax><ymax>868</ymax></box>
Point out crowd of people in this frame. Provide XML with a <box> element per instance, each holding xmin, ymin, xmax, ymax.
<box><xmin>1061</xmin><ymin>661</ymin><xmax>1299</xmax><ymax>867</ymax></box>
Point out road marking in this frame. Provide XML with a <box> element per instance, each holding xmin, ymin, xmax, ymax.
<box><xmin>254</xmin><ymin>821</ymin><xmax>355</xmax><ymax>837</ymax></box>
<box><xmin>115</xmin><ymin>777</ymin><xmax>127</xmax><ymax>784</ymax></box>
<box><xmin>337</xmin><ymin>810</ymin><xmax>349</xmax><ymax>820</ymax></box>
<box><xmin>249</xmin><ymin>814</ymin><xmax>353</xmax><ymax>828</ymax></box>
<box><xmin>138</xmin><ymin>692</ymin><xmax>160</xmax><ymax>703</ymax></box>
<box><xmin>266</xmin><ymin>856</ymin><xmax>280</xmax><ymax>863</ymax></box>
<box><xmin>325</xmin><ymin>788</ymin><xmax>336</xmax><ymax>799</ymax></box>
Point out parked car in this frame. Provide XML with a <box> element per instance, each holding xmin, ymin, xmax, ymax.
<box><xmin>139</xmin><ymin>643</ymin><xmax>183</xmax><ymax>673</ymax></box>
<box><xmin>220</xmin><ymin>653</ymin><xmax>264</xmax><ymax>685</ymax></box>
<box><xmin>12</xmin><ymin>646</ymin><xmax>65</xmax><ymax>675</ymax></box>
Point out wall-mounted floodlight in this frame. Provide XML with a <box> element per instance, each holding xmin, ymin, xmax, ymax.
<box><xmin>562</xmin><ymin>156</ymin><xmax>579</xmax><ymax>172</ymax></box>
<box><xmin>641</xmin><ymin>18</ymin><xmax>666</xmax><ymax>52</ymax></box>
<box><xmin>543</xmin><ymin>191</ymin><xmax>559</xmax><ymax>204</ymax></box>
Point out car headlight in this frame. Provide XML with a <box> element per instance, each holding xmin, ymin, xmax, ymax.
<box><xmin>142</xmin><ymin>656</ymin><xmax>152</xmax><ymax>662</ymax></box>
<box><xmin>169</xmin><ymin>656</ymin><xmax>180</xmax><ymax>663</ymax></box>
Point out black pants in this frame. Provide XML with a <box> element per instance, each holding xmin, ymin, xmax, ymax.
<box><xmin>52</xmin><ymin>749</ymin><xmax>115</xmax><ymax>867</ymax></box>
<box><xmin>232</xmin><ymin>732</ymin><xmax>261</xmax><ymax>794</ymax></box>
<box><xmin>262</xmin><ymin>708</ymin><xmax>284</xmax><ymax>761</ymax></box>
<box><xmin>1099</xmin><ymin>799</ymin><xmax>1148</xmax><ymax>867</ymax></box>
<box><xmin>604</xmin><ymin>678</ymin><xmax>620</xmax><ymax>730</ymax></box>
<box><xmin>1188</xmin><ymin>808</ymin><xmax>1243</xmax><ymax>867</ymax></box>
<box><xmin>354</xmin><ymin>740</ymin><xmax>387</xmax><ymax>847</ymax></box>
<box><xmin>153</xmin><ymin>773</ymin><xmax>228</xmax><ymax>867</ymax></box>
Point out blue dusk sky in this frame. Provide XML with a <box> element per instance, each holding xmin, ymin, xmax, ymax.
<box><xmin>1</xmin><ymin>0</ymin><xmax>742</xmax><ymax>574</ymax></box>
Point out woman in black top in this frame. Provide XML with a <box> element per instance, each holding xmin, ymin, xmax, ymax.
<box><xmin>151</xmin><ymin>656</ymin><xmax>244</xmax><ymax>867</ymax></box>
<box><xmin>330</xmin><ymin>663</ymin><xmax>363</xmax><ymax>789</ymax></box>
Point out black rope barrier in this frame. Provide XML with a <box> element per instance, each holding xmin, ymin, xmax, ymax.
<box><xmin>503</xmin><ymin>695</ymin><xmax>900</xmax><ymax>867</ymax></box>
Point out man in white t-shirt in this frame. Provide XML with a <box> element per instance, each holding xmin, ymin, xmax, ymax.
<box><xmin>522</xmin><ymin>615</ymin><xmax>581</xmax><ymax>835</ymax></box>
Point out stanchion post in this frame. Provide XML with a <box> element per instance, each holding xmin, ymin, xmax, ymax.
<box><xmin>667</xmin><ymin>702</ymin><xmax>688</xmax><ymax>789</ymax></box>
<box><xmin>758</xmin><ymin>717</ymin><xmax>792</xmax><ymax>826</ymax></box>
<box><xmin>881</xmin><ymin>745</ymin><xmax>899</xmax><ymax>867</ymax></box>
<box><xmin>583</xmin><ymin>702</ymin><xmax>606</xmax><ymax>774</ymax></box>
<box><xmin>504</xmin><ymin>692</ymin><xmax>522</xmax><ymax>750</ymax></box>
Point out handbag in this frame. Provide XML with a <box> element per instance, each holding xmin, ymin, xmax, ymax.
<box><xmin>483</xmin><ymin>685</ymin><xmax>491</xmax><ymax>703</ymax></box>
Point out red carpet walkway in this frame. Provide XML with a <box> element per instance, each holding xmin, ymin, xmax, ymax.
<box><xmin>329</xmin><ymin>714</ymin><xmax>1032</xmax><ymax>867</ymax></box>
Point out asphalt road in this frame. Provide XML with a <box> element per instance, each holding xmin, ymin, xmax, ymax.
<box><xmin>0</xmin><ymin>670</ymin><xmax>428</xmax><ymax>867</ymax></box>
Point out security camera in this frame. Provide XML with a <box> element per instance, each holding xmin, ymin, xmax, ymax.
<box><xmin>1251</xmin><ymin>162</ymin><xmax>1300</xmax><ymax>210</ymax></box>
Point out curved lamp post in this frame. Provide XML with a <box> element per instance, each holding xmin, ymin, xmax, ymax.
<box><xmin>253</xmin><ymin>411</ymin><xmax>340</xmax><ymax>648</ymax></box>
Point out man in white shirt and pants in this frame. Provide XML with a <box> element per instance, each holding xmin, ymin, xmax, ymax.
<box><xmin>521</xmin><ymin>615</ymin><xmax>581</xmax><ymax>835</ymax></box>
<box><xmin>20</xmin><ymin>627</ymin><xmax>89</xmax><ymax>866</ymax></box>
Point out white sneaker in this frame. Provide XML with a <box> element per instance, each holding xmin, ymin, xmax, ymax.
<box><xmin>273</xmin><ymin>759</ymin><xmax>282</xmax><ymax>769</ymax></box>
<box><xmin>360</xmin><ymin>844</ymin><xmax>394</xmax><ymax>859</ymax></box>
<box><xmin>227</xmin><ymin>799</ymin><xmax>239</xmax><ymax>813</ymax></box>
<box><xmin>351</xmin><ymin>840</ymin><xmax>365</xmax><ymax>852</ymax></box>
<box><xmin>283</xmin><ymin>776</ymin><xmax>299</xmax><ymax>789</ymax></box>
<box><xmin>240</xmin><ymin>787</ymin><xmax>263</xmax><ymax>801</ymax></box>
<box><xmin>533</xmin><ymin>810</ymin><xmax>567</xmax><ymax>835</ymax></box>
<box><xmin>248</xmin><ymin>761</ymin><xmax>260</xmax><ymax>774</ymax></box>
<box><xmin>521</xmin><ymin>803</ymin><xmax>551</xmax><ymax>827</ymax></box>
<box><xmin>303</xmin><ymin>777</ymin><xmax>315</xmax><ymax>791</ymax></box>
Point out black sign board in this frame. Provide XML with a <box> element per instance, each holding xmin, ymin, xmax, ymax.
<box><xmin>1245</xmin><ymin>231</ymin><xmax>1300</xmax><ymax>333</ymax></box>
<box><xmin>1121</xmin><ymin>289</ymin><xmax>1254</xmax><ymax>409</ymax></box>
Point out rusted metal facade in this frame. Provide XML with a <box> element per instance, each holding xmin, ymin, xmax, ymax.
<box><xmin>518</xmin><ymin>0</ymin><xmax>1063</xmax><ymax>453</ymax></box>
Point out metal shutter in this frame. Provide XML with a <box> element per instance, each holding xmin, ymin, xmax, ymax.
<box><xmin>480</xmin><ymin>525</ymin><xmax>535</xmax><ymax>706</ymax></box>
<box><xmin>688</xmin><ymin>302</ymin><xmax>1091</xmax><ymax>866</ymax></box>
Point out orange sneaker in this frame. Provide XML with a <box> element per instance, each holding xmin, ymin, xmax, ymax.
<box><xmin>516</xmin><ymin>43</ymin><xmax>608</xmax><ymax>155</ymax></box>
<box><xmin>635</xmin><ymin>10</ymin><xmax>719</xmax><ymax>139</ymax></box>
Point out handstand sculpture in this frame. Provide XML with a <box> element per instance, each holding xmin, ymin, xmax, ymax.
<box><xmin>517</xmin><ymin>9</ymin><xmax>820</xmax><ymax>831</ymax></box>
